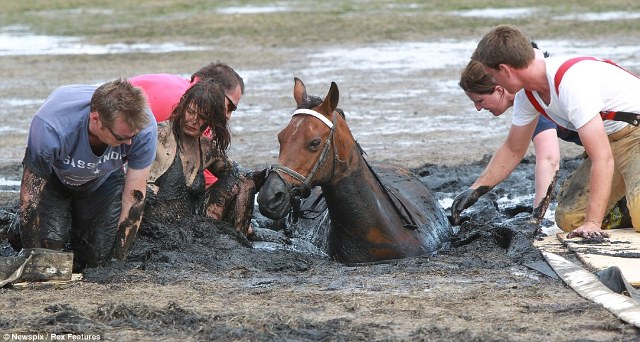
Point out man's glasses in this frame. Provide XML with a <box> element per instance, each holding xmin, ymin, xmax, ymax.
<box><xmin>107</xmin><ymin>125</ymin><xmax>137</xmax><ymax>142</ymax></box>
<box><xmin>225</xmin><ymin>94</ymin><xmax>237</xmax><ymax>113</ymax></box>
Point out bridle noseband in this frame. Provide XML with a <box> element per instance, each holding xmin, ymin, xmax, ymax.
<box><xmin>267</xmin><ymin>108</ymin><xmax>339</xmax><ymax>220</ymax></box>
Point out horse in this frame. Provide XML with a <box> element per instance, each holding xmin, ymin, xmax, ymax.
<box><xmin>257</xmin><ymin>78</ymin><xmax>453</xmax><ymax>264</ymax></box>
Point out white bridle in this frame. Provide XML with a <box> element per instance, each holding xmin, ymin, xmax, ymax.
<box><xmin>267</xmin><ymin>108</ymin><xmax>338</xmax><ymax>203</ymax></box>
<box><xmin>292</xmin><ymin>108</ymin><xmax>334</xmax><ymax>128</ymax></box>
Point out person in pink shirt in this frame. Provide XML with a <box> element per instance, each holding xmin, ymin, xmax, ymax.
<box><xmin>132</xmin><ymin>62</ymin><xmax>259</xmax><ymax>236</ymax></box>
<box><xmin>130</xmin><ymin>61</ymin><xmax>244</xmax><ymax>187</ymax></box>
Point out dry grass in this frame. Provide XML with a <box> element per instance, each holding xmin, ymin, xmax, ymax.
<box><xmin>2</xmin><ymin>0</ymin><xmax>640</xmax><ymax>48</ymax></box>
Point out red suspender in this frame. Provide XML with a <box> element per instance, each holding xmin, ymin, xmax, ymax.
<box><xmin>525</xmin><ymin>57</ymin><xmax>640</xmax><ymax>127</ymax></box>
<box><xmin>553</xmin><ymin>56</ymin><xmax>636</xmax><ymax>95</ymax></box>
<box><xmin>524</xmin><ymin>89</ymin><xmax>561</xmax><ymax>127</ymax></box>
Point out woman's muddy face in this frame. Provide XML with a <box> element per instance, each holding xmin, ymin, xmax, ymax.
<box><xmin>183</xmin><ymin>103</ymin><xmax>206</xmax><ymax>137</ymax></box>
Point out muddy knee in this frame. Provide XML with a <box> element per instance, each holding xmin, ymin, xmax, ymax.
<box><xmin>41</xmin><ymin>239</ymin><xmax>66</xmax><ymax>250</ymax></box>
<box><xmin>554</xmin><ymin>206</ymin><xmax>582</xmax><ymax>232</ymax></box>
<box><xmin>627</xmin><ymin>196</ymin><xmax>640</xmax><ymax>231</ymax></box>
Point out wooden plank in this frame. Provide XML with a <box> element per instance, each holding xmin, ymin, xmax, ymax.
<box><xmin>557</xmin><ymin>228</ymin><xmax>640</xmax><ymax>286</ymax></box>
<box><xmin>11</xmin><ymin>273</ymin><xmax>83</xmax><ymax>289</ymax></box>
<box><xmin>19</xmin><ymin>248</ymin><xmax>74</xmax><ymax>282</ymax></box>
<box><xmin>542</xmin><ymin>251</ymin><xmax>640</xmax><ymax>328</ymax></box>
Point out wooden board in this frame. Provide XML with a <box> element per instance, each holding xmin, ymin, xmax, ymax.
<box><xmin>557</xmin><ymin>228</ymin><xmax>640</xmax><ymax>286</ymax></box>
<box><xmin>11</xmin><ymin>273</ymin><xmax>83</xmax><ymax>289</ymax></box>
<box><xmin>542</xmin><ymin>251</ymin><xmax>640</xmax><ymax>328</ymax></box>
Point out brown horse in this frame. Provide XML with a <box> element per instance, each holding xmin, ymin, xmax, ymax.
<box><xmin>257</xmin><ymin>78</ymin><xmax>453</xmax><ymax>264</ymax></box>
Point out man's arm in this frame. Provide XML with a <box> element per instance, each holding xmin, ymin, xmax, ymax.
<box><xmin>568</xmin><ymin>116</ymin><xmax>613</xmax><ymax>238</ymax></box>
<box><xmin>451</xmin><ymin>121</ymin><xmax>536</xmax><ymax>224</ymax></box>
<box><xmin>473</xmin><ymin>122</ymin><xmax>535</xmax><ymax>188</ymax></box>
<box><xmin>18</xmin><ymin>166</ymin><xmax>48</xmax><ymax>248</ymax></box>
<box><xmin>113</xmin><ymin>165</ymin><xmax>151</xmax><ymax>260</ymax></box>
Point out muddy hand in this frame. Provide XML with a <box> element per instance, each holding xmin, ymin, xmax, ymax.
<box><xmin>532</xmin><ymin>170</ymin><xmax>558</xmax><ymax>223</ymax></box>
<box><xmin>451</xmin><ymin>186</ymin><xmax>491</xmax><ymax>225</ymax></box>
<box><xmin>210</xmin><ymin>156</ymin><xmax>234</xmax><ymax>175</ymax></box>
<box><xmin>566</xmin><ymin>221</ymin><xmax>610</xmax><ymax>239</ymax></box>
<box><xmin>250</xmin><ymin>168</ymin><xmax>268</xmax><ymax>191</ymax></box>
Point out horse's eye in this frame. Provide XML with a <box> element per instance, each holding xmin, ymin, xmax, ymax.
<box><xmin>308</xmin><ymin>138</ymin><xmax>322</xmax><ymax>151</ymax></box>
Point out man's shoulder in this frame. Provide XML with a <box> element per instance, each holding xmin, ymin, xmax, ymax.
<box><xmin>44</xmin><ymin>84</ymin><xmax>95</xmax><ymax>107</ymax></box>
<box><xmin>36</xmin><ymin>85</ymin><xmax>94</xmax><ymax>124</ymax></box>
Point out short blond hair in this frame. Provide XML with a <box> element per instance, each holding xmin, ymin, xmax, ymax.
<box><xmin>91</xmin><ymin>78</ymin><xmax>149</xmax><ymax>130</ymax></box>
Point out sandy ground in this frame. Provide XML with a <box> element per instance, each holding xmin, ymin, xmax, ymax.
<box><xmin>1</xmin><ymin>8</ymin><xmax>639</xmax><ymax>341</ymax></box>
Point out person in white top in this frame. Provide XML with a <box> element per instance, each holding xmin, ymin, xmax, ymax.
<box><xmin>452</xmin><ymin>24</ymin><xmax>640</xmax><ymax>239</ymax></box>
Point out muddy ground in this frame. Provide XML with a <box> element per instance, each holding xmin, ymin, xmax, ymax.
<box><xmin>1</xmin><ymin>2</ymin><xmax>640</xmax><ymax>341</ymax></box>
<box><xmin>1</xmin><ymin>154</ymin><xmax>639</xmax><ymax>341</ymax></box>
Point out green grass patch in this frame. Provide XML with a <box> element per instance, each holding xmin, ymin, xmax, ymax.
<box><xmin>1</xmin><ymin>0</ymin><xmax>639</xmax><ymax>48</ymax></box>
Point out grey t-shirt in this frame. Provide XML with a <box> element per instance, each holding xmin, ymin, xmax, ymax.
<box><xmin>24</xmin><ymin>84</ymin><xmax>158</xmax><ymax>194</ymax></box>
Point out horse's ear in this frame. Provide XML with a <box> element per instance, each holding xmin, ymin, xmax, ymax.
<box><xmin>293</xmin><ymin>77</ymin><xmax>308</xmax><ymax>106</ymax></box>
<box><xmin>321</xmin><ymin>82</ymin><xmax>339</xmax><ymax>114</ymax></box>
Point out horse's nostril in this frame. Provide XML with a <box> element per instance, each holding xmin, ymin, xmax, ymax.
<box><xmin>273</xmin><ymin>191</ymin><xmax>284</xmax><ymax>203</ymax></box>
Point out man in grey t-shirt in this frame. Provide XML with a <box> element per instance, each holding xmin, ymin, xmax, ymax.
<box><xmin>9</xmin><ymin>78</ymin><xmax>157</xmax><ymax>269</ymax></box>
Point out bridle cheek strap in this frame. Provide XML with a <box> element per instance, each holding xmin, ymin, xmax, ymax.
<box><xmin>269</xmin><ymin>109</ymin><xmax>337</xmax><ymax>194</ymax></box>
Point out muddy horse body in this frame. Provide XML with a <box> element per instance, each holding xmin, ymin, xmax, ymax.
<box><xmin>257</xmin><ymin>78</ymin><xmax>453</xmax><ymax>263</ymax></box>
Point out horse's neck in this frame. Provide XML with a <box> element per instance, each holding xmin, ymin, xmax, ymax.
<box><xmin>321</xmin><ymin>149</ymin><xmax>387</xmax><ymax>222</ymax></box>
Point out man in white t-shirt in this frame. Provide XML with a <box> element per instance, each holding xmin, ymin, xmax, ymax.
<box><xmin>451</xmin><ymin>24</ymin><xmax>640</xmax><ymax>239</ymax></box>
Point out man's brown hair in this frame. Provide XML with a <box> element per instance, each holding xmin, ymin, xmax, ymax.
<box><xmin>91</xmin><ymin>78</ymin><xmax>149</xmax><ymax>130</ymax></box>
<box><xmin>471</xmin><ymin>24</ymin><xmax>535</xmax><ymax>70</ymax></box>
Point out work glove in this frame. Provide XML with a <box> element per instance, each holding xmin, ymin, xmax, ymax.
<box><xmin>451</xmin><ymin>186</ymin><xmax>492</xmax><ymax>225</ymax></box>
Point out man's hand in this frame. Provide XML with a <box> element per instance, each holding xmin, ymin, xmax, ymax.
<box><xmin>451</xmin><ymin>186</ymin><xmax>492</xmax><ymax>225</ymax></box>
<box><xmin>566</xmin><ymin>221</ymin><xmax>610</xmax><ymax>239</ymax></box>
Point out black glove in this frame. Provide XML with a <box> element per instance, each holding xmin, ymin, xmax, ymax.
<box><xmin>451</xmin><ymin>186</ymin><xmax>492</xmax><ymax>225</ymax></box>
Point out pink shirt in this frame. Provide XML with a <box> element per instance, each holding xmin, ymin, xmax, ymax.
<box><xmin>130</xmin><ymin>74</ymin><xmax>194</xmax><ymax>122</ymax></box>
<box><xmin>131</xmin><ymin>73</ymin><xmax>218</xmax><ymax>186</ymax></box>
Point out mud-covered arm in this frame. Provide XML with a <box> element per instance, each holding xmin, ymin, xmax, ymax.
<box><xmin>18</xmin><ymin>166</ymin><xmax>49</xmax><ymax>247</ymax></box>
<box><xmin>147</xmin><ymin>123</ymin><xmax>175</xmax><ymax>186</ymax></box>
<box><xmin>202</xmin><ymin>136</ymin><xmax>233</xmax><ymax>176</ymax></box>
<box><xmin>531</xmin><ymin>129</ymin><xmax>561</xmax><ymax>222</ymax></box>
<box><xmin>113</xmin><ymin>165</ymin><xmax>151</xmax><ymax>260</ymax></box>
<box><xmin>451</xmin><ymin>122</ymin><xmax>536</xmax><ymax>225</ymax></box>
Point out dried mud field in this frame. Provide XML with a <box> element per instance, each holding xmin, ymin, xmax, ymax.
<box><xmin>1</xmin><ymin>2</ymin><xmax>640</xmax><ymax>341</ymax></box>
<box><xmin>2</xmin><ymin>156</ymin><xmax>639</xmax><ymax>341</ymax></box>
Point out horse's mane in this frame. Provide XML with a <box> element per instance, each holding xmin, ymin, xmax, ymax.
<box><xmin>297</xmin><ymin>95</ymin><xmax>346</xmax><ymax>120</ymax></box>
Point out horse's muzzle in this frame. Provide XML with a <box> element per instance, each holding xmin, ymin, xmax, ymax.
<box><xmin>257</xmin><ymin>172</ymin><xmax>292</xmax><ymax>220</ymax></box>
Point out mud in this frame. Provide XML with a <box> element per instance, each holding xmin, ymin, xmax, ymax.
<box><xmin>1</xmin><ymin>154</ymin><xmax>639</xmax><ymax>340</ymax></box>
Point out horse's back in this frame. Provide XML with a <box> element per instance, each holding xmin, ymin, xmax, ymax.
<box><xmin>370</xmin><ymin>163</ymin><xmax>453</xmax><ymax>252</ymax></box>
<box><xmin>287</xmin><ymin>163</ymin><xmax>453</xmax><ymax>258</ymax></box>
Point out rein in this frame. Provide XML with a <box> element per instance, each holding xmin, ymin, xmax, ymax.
<box><xmin>267</xmin><ymin>108</ymin><xmax>338</xmax><ymax>221</ymax></box>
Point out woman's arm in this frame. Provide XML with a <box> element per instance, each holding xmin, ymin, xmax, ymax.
<box><xmin>532</xmin><ymin>128</ymin><xmax>561</xmax><ymax>211</ymax></box>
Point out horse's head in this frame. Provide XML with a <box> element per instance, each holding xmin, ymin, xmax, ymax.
<box><xmin>258</xmin><ymin>77</ymin><xmax>347</xmax><ymax>220</ymax></box>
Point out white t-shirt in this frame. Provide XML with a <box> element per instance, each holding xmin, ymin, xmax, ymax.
<box><xmin>513</xmin><ymin>56</ymin><xmax>638</xmax><ymax>134</ymax></box>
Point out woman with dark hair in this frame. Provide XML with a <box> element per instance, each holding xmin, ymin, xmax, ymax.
<box><xmin>144</xmin><ymin>79</ymin><xmax>232</xmax><ymax>224</ymax></box>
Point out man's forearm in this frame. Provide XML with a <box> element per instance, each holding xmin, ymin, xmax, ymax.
<box><xmin>113</xmin><ymin>188</ymin><xmax>145</xmax><ymax>260</ymax></box>
<box><xmin>113</xmin><ymin>166</ymin><xmax>151</xmax><ymax>260</ymax></box>
<box><xmin>585</xmin><ymin>159</ymin><xmax>614</xmax><ymax>225</ymax></box>
<box><xmin>19</xmin><ymin>167</ymin><xmax>48</xmax><ymax>248</ymax></box>
<box><xmin>473</xmin><ymin>144</ymin><xmax>525</xmax><ymax>189</ymax></box>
